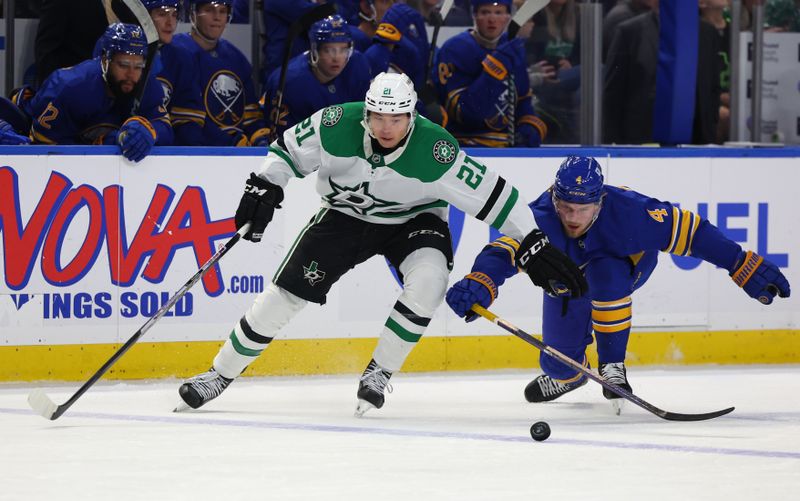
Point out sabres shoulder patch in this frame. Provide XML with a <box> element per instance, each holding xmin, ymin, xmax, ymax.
<box><xmin>321</xmin><ymin>106</ymin><xmax>344</xmax><ymax>127</ymax></box>
<box><xmin>432</xmin><ymin>139</ymin><xmax>457</xmax><ymax>164</ymax></box>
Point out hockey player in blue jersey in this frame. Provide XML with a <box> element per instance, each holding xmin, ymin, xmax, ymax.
<box><xmin>365</xmin><ymin>3</ymin><xmax>430</xmax><ymax>94</ymax></box>
<box><xmin>141</xmin><ymin>0</ymin><xmax>206</xmax><ymax>145</ymax></box>
<box><xmin>262</xmin><ymin>14</ymin><xmax>371</xmax><ymax>137</ymax></box>
<box><xmin>435</xmin><ymin>0</ymin><xmax>547</xmax><ymax>147</ymax></box>
<box><xmin>447</xmin><ymin>156</ymin><xmax>791</xmax><ymax>406</ymax></box>
<box><xmin>24</xmin><ymin>23</ymin><xmax>173</xmax><ymax>162</ymax></box>
<box><xmin>172</xmin><ymin>0</ymin><xmax>269</xmax><ymax>146</ymax></box>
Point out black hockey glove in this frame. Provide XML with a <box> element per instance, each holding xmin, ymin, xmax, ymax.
<box><xmin>235</xmin><ymin>173</ymin><xmax>284</xmax><ymax>242</ymax></box>
<box><xmin>515</xmin><ymin>229</ymin><xmax>588</xmax><ymax>298</ymax></box>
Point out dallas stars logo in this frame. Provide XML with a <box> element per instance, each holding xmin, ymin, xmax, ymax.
<box><xmin>321</xmin><ymin>106</ymin><xmax>343</xmax><ymax>127</ymax></box>
<box><xmin>432</xmin><ymin>139</ymin><xmax>456</xmax><ymax>164</ymax></box>
<box><xmin>303</xmin><ymin>261</ymin><xmax>326</xmax><ymax>286</ymax></box>
<box><xmin>324</xmin><ymin>179</ymin><xmax>399</xmax><ymax>215</ymax></box>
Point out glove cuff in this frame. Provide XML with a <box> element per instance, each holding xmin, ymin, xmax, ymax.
<box><xmin>465</xmin><ymin>272</ymin><xmax>498</xmax><ymax>302</ymax></box>
<box><xmin>482</xmin><ymin>54</ymin><xmax>509</xmax><ymax>81</ymax></box>
<box><xmin>122</xmin><ymin>116</ymin><xmax>156</xmax><ymax>140</ymax></box>
<box><xmin>730</xmin><ymin>250</ymin><xmax>763</xmax><ymax>287</ymax></box>
<box><xmin>518</xmin><ymin>115</ymin><xmax>548</xmax><ymax>141</ymax></box>
<box><xmin>376</xmin><ymin>22</ymin><xmax>402</xmax><ymax>43</ymax></box>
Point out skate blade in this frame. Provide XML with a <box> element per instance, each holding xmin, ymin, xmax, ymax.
<box><xmin>173</xmin><ymin>399</ymin><xmax>192</xmax><ymax>413</ymax></box>
<box><xmin>611</xmin><ymin>398</ymin><xmax>625</xmax><ymax>416</ymax></box>
<box><xmin>354</xmin><ymin>399</ymin><xmax>375</xmax><ymax>418</ymax></box>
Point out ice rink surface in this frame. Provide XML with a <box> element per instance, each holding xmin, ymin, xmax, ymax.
<box><xmin>1</xmin><ymin>365</ymin><xmax>799</xmax><ymax>501</ymax></box>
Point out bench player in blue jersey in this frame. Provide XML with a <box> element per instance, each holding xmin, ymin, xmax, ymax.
<box><xmin>24</xmin><ymin>23</ymin><xmax>173</xmax><ymax>162</ymax></box>
<box><xmin>447</xmin><ymin>156</ymin><xmax>791</xmax><ymax>407</ymax></box>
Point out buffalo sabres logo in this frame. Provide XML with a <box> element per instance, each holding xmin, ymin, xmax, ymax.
<box><xmin>158</xmin><ymin>77</ymin><xmax>173</xmax><ymax>109</ymax></box>
<box><xmin>432</xmin><ymin>139</ymin><xmax>456</xmax><ymax>164</ymax></box>
<box><xmin>321</xmin><ymin>106</ymin><xmax>343</xmax><ymax>127</ymax></box>
<box><xmin>206</xmin><ymin>70</ymin><xmax>244</xmax><ymax>126</ymax></box>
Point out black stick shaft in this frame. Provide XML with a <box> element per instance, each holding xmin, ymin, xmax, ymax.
<box><xmin>45</xmin><ymin>224</ymin><xmax>250</xmax><ymax>420</ymax></box>
<box><xmin>471</xmin><ymin>305</ymin><xmax>735</xmax><ymax>422</ymax></box>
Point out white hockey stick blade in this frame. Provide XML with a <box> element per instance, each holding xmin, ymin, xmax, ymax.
<box><xmin>512</xmin><ymin>0</ymin><xmax>549</xmax><ymax>27</ymax></box>
<box><xmin>120</xmin><ymin>0</ymin><xmax>160</xmax><ymax>44</ymax></box>
<box><xmin>440</xmin><ymin>0</ymin><xmax>455</xmax><ymax>20</ymax></box>
<box><xmin>28</xmin><ymin>389</ymin><xmax>58</xmax><ymax>420</ymax></box>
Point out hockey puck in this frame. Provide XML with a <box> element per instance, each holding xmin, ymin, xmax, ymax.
<box><xmin>530</xmin><ymin>421</ymin><xmax>551</xmax><ymax>441</ymax></box>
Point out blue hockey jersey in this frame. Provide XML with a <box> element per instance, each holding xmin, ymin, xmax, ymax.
<box><xmin>24</xmin><ymin>58</ymin><xmax>172</xmax><ymax>145</ymax></box>
<box><xmin>435</xmin><ymin>31</ymin><xmax>546</xmax><ymax>147</ymax></box>
<box><xmin>156</xmin><ymin>42</ymin><xmax>205</xmax><ymax>146</ymax></box>
<box><xmin>172</xmin><ymin>33</ymin><xmax>267</xmax><ymax>146</ymax></box>
<box><xmin>262</xmin><ymin>50</ymin><xmax>371</xmax><ymax>136</ymax></box>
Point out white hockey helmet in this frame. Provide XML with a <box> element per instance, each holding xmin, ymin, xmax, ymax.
<box><xmin>363</xmin><ymin>72</ymin><xmax>418</xmax><ymax>138</ymax></box>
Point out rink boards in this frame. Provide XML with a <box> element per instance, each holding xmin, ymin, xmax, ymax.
<box><xmin>0</xmin><ymin>146</ymin><xmax>797</xmax><ymax>381</ymax></box>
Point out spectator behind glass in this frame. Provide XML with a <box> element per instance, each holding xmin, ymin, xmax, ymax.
<box><xmin>435</xmin><ymin>0</ymin><xmax>547</xmax><ymax>147</ymax></box>
<box><xmin>173</xmin><ymin>0</ymin><xmax>269</xmax><ymax>146</ymax></box>
<box><xmin>525</xmin><ymin>0</ymin><xmax>580</xmax><ymax>143</ymax></box>
<box><xmin>262</xmin><ymin>14</ymin><xmax>371</xmax><ymax>137</ymax></box>
<box><xmin>24</xmin><ymin>23</ymin><xmax>173</xmax><ymax>162</ymax></box>
<box><xmin>34</xmin><ymin>0</ymin><xmax>110</xmax><ymax>88</ymax></box>
<box><xmin>765</xmin><ymin>0</ymin><xmax>800</xmax><ymax>31</ymax></box>
<box><xmin>602</xmin><ymin>0</ymin><xmax>657</xmax><ymax>62</ymax></box>
<box><xmin>603</xmin><ymin>3</ymin><xmax>721</xmax><ymax>144</ymax></box>
<box><xmin>700</xmin><ymin>0</ymin><xmax>731</xmax><ymax>143</ymax></box>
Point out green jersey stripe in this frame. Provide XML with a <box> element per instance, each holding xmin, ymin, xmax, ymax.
<box><xmin>229</xmin><ymin>331</ymin><xmax>262</xmax><ymax>357</ymax></box>
<box><xmin>371</xmin><ymin>200</ymin><xmax>448</xmax><ymax>218</ymax></box>
<box><xmin>491</xmin><ymin>187</ymin><xmax>519</xmax><ymax>230</ymax></box>
<box><xmin>269</xmin><ymin>146</ymin><xmax>304</xmax><ymax>178</ymax></box>
<box><xmin>385</xmin><ymin>317</ymin><xmax>422</xmax><ymax>343</ymax></box>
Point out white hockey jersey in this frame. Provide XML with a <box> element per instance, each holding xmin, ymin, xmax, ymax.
<box><xmin>257</xmin><ymin>102</ymin><xmax>538</xmax><ymax>240</ymax></box>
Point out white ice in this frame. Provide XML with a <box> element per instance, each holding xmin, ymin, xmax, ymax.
<box><xmin>1</xmin><ymin>366</ymin><xmax>799</xmax><ymax>501</ymax></box>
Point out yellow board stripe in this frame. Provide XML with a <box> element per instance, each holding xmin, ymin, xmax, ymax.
<box><xmin>2</xmin><ymin>329</ymin><xmax>798</xmax><ymax>381</ymax></box>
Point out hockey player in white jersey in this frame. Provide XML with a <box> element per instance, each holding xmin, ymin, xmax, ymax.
<box><xmin>177</xmin><ymin>72</ymin><xmax>587</xmax><ymax>416</ymax></box>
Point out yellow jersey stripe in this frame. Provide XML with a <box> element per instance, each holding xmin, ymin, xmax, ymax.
<box><xmin>592</xmin><ymin>306</ymin><xmax>632</xmax><ymax>323</ymax></box>
<box><xmin>592</xmin><ymin>297</ymin><xmax>632</xmax><ymax>309</ymax></box>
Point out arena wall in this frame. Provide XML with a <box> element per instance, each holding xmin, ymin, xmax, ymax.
<box><xmin>1</xmin><ymin>146</ymin><xmax>797</xmax><ymax>381</ymax></box>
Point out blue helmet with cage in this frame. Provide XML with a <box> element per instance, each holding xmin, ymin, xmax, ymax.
<box><xmin>553</xmin><ymin>156</ymin><xmax>605</xmax><ymax>204</ymax></box>
<box><xmin>142</xmin><ymin>0</ymin><xmax>179</xmax><ymax>10</ymax></box>
<box><xmin>100</xmin><ymin>23</ymin><xmax>148</xmax><ymax>59</ymax></box>
<box><xmin>471</xmin><ymin>0</ymin><xmax>512</xmax><ymax>12</ymax></box>
<box><xmin>309</xmin><ymin>15</ymin><xmax>353</xmax><ymax>67</ymax></box>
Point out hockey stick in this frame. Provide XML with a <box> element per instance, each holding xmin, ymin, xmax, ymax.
<box><xmin>507</xmin><ymin>0</ymin><xmax>549</xmax><ymax>38</ymax></box>
<box><xmin>471</xmin><ymin>305</ymin><xmax>735</xmax><ymax>422</ymax></box>
<box><xmin>27</xmin><ymin>223</ymin><xmax>251</xmax><ymax>421</ymax></box>
<box><xmin>417</xmin><ymin>0</ymin><xmax>454</xmax><ymax>125</ymax></box>
<box><xmin>111</xmin><ymin>0</ymin><xmax>161</xmax><ymax>116</ymax></box>
<box><xmin>269</xmin><ymin>2</ymin><xmax>337</xmax><ymax>141</ymax></box>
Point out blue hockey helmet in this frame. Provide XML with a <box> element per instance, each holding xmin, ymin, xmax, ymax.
<box><xmin>553</xmin><ymin>156</ymin><xmax>605</xmax><ymax>204</ymax></box>
<box><xmin>309</xmin><ymin>15</ymin><xmax>354</xmax><ymax>66</ymax></box>
<box><xmin>142</xmin><ymin>0</ymin><xmax>179</xmax><ymax>10</ymax></box>
<box><xmin>188</xmin><ymin>0</ymin><xmax>232</xmax><ymax>27</ymax></box>
<box><xmin>471</xmin><ymin>0</ymin><xmax>512</xmax><ymax>12</ymax></box>
<box><xmin>100</xmin><ymin>23</ymin><xmax>148</xmax><ymax>59</ymax></box>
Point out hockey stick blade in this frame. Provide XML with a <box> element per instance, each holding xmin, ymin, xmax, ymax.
<box><xmin>471</xmin><ymin>305</ymin><xmax>735</xmax><ymax>422</ymax></box>
<box><xmin>28</xmin><ymin>388</ymin><xmax>59</xmax><ymax>420</ymax></box>
<box><xmin>26</xmin><ymin>223</ymin><xmax>251</xmax><ymax>421</ymax></box>
<box><xmin>508</xmin><ymin>0</ymin><xmax>549</xmax><ymax>38</ymax></box>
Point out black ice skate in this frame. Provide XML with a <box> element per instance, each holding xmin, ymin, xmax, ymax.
<box><xmin>355</xmin><ymin>359</ymin><xmax>393</xmax><ymax>417</ymax></box>
<box><xmin>599</xmin><ymin>362</ymin><xmax>632</xmax><ymax>415</ymax></box>
<box><xmin>176</xmin><ymin>367</ymin><xmax>233</xmax><ymax>411</ymax></box>
<box><xmin>524</xmin><ymin>373</ymin><xmax>588</xmax><ymax>403</ymax></box>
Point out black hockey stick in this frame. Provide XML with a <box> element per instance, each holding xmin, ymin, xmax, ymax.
<box><xmin>27</xmin><ymin>223</ymin><xmax>251</xmax><ymax>420</ymax></box>
<box><xmin>111</xmin><ymin>0</ymin><xmax>161</xmax><ymax>116</ymax></box>
<box><xmin>418</xmin><ymin>0</ymin><xmax>454</xmax><ymax>125</ymax></box>
<box><xmin>471</xmin><ymin>305</ymin><xmax>735</xmax><ymax>422</ymax></box>
<box><xmin>269</xmin><ymin>2</ymin><xmax>337</xmax><ymax>141</ymax></box>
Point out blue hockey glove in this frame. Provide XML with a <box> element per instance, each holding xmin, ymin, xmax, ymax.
<box><xmin>516</xmin><ymin>123</ymin><xmax>542</xmax><ymax>147</ymax></box>
<box><xmin>117</xmin><ymin>117</ymin><xmax>156</xmax><ymax>163</ymax></box>
<box><xmin>249</xmin><ymin>128</ymin><xmax>270</xmax><ymax>147</ymax></box>
<box><xmin>235</xmin><ymin>173</ymin><xmax>284</xmax><ymax>242</ymax></box>
<box><xmin>0</xmin><ymin>119</ymin><xmax>30</xmax><ymax>145</ymax></box>
<box><xmin>446</xmin><ymin>272</ymin><xmax>497</xmax><ymax>322</ymax></box>
<box><xmin>374</xmin><ymin>4</ymin><xmax>420</xmax><ymax>44</ymax></box>
<box><xmin>492</xmin><ymin>38</ymin><xmax>526</xmax><ymax>72</ymax></box>
<box><xmin>516</xmin><ymin>229</ymin><xmax>588</xmax><ymax>298</ymax></box>
<box><xmin>730</xmin><ymin>250</ymin><xmax>791</xmax><ymax>305</ymax></box>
